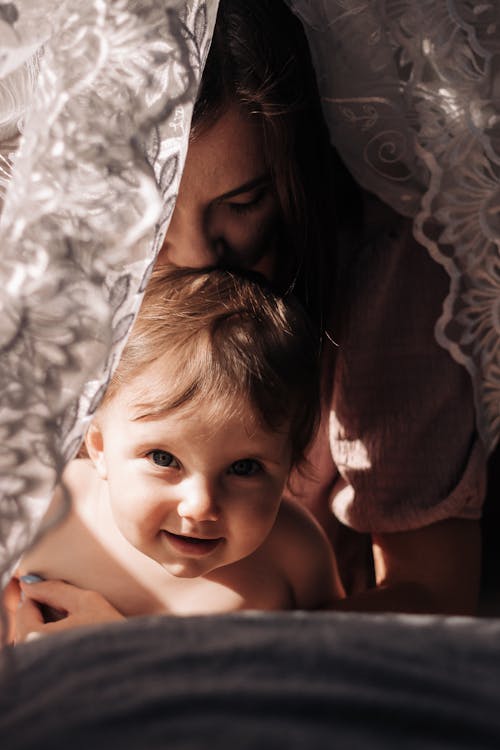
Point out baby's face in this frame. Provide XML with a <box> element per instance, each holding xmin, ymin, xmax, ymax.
<box><xmin>92</xmin><ymin>356</ymin><xmax>292</xmax><ymax>579</ymax></box>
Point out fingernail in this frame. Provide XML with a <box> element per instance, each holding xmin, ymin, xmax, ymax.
<box><xmin>20</xmin><ymin>574</ymin><xmax>45</xmax><ymax>584</ymax></box>
<box><xmin>18</xmin><ymin>591</ymin><xmax>25</xmax><ymax>605</ymax></box>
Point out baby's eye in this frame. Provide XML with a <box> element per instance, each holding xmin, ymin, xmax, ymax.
<box><xmin>228</xmin><ymin>459</ymin><xmax>262</xmax><ymax>477</ymax></box>
<box><xmin>147</xmin><ymin>450</ymin><xmax>179</xmax><ymax>468</ymax></box>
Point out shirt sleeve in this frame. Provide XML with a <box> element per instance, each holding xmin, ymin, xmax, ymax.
<box><xmin>323</xmin><ymin>196</ymin><xmax>487</xmax><ymax>534</ymax></box>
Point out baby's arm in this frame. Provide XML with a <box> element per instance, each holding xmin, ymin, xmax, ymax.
<box><xmin>273</xmin><ymin>499</ymin><xmax>345</xmax><ymax>609</ymax></box>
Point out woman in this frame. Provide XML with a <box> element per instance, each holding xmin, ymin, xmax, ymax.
<box><xmin>14</xmin><ymin>0</ymin><xmax>484</xmax><ymax>636</ymax></box>
<box><xmin>158</xmin><ymin>0</ymin><xmax>484</xmax><ymax>614</ymax></box>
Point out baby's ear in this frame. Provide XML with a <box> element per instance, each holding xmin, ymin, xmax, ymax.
<box><xmin>85</xmin><ymin>422</ymin><xmax>108</xmax><ymax>480</ymax></box>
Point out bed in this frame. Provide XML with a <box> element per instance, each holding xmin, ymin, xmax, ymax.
<box><xmin>3</xmin><ymin>611</ymin><xmax>500</xmax><ymax>749</ymax></box>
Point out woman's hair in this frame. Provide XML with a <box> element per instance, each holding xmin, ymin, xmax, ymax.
<box><xmin>192</xmin><ymin>0</ymin><xmax>340</xmax><ymax>334</ymax></box>
<box><xmin>103</xmin><ymin>265</ymin><xmax>321</xmax><ymax>468</ymax></box>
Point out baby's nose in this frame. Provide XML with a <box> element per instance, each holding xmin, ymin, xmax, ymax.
<box><xmin>176</xmin><ymin>477</ymin><xmax>219</xmax><ymax>522</ymax></box>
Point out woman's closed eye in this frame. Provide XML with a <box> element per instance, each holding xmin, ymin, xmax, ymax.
<box><xmin>226</xmin><ymin>188</ymin><xmax>267</xmax><ymax>215</ymax></box>
<box><xmin>146</xmin><ymin>450</ymin><xmax>179</xmax><ymax>469</ymax></box>
<box><xmin>228</xmin><ymin>458</ymin><xmax>262</xmax><ymax>477</ymax></box>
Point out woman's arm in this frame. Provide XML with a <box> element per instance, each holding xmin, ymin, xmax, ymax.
<box><xmin>335</xmin><ymin>519</ymin><xmax>481</xmax><ymax>615</ymax></box>
<box><xmin>324</xmin><ymin>196</ymin><xmax>486</xmax><ymax>615</ymax></box>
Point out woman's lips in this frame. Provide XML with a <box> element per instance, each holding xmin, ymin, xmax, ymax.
<box><xmin>163</xmin><ymin>531</ymin><xmax>223</xmax><ymax>557</ymax></box>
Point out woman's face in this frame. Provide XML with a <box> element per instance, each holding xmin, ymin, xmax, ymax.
<box><xmin>157</xmin><ymin>103</ymin><xmax>280</xmax><ymax>278</ymax></box>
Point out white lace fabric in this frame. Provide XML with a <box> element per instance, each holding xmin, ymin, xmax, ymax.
<box><xmin>0</xmin><ymin>0</ymin><xmax>217</xmax><ymax>585</ymax></box>
<box><xmin>290</xmin><ymin>0</ymin><xmax>500</xmax><ymax>452</ymax></box>
<box><xmin>0</xmin><ymin>0</ymin><xmax>499</xmax><ymax>583</ymax></box>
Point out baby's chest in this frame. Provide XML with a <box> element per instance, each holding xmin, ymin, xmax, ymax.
<box><xmin>159</xmin><ymin>561</ymin><xmax>294</xmax><ymax>616</ymax></box>
<box><xmin>88</xmin><ymin>537</ymin><xmax>295</xmax><ymax>616</ymax></box>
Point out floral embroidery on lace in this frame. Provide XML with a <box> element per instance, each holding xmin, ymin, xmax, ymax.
<box><xmin>0</xmin><ymin>0</ymin><xmax>217</xmax><ymax>586</ymax></box>
<box><xmin>290</xmin><ymin>0</ymin><xmax>500</xmax><ymax>451</ymax></box>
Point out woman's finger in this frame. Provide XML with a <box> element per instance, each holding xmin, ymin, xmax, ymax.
<box><xmin>14</xmin><ymin>595</ymin><xmax>46</xmax><ymax>643</ymax></box>
<box><xmin>2</xmin><ymin>578</ymin><xmax>22</xmax><ymax>642</ymax></box>
<box><xmin>17</xmin><ymin>595</ymin><xmax>44</xmax><ymax>624</ymax></box>
<box><xmin>19</xmin><ymin>578</ymin><xmax>86</xmax><ymax>612</ymax></box>
<box><xmin>28</xmin><ymin>616</ymin><xmax>92</xmax><ymax>635</ymax></box>
<box><xmin>19</xmin><ymin>578</ymin><xmax>124</xmax><ymax>628</ymax></box>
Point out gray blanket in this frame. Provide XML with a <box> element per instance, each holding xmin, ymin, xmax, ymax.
<box><xmin>2</xmin><ymin>611</ymin><xmax>500</xmax><ymax>749</ymax></box>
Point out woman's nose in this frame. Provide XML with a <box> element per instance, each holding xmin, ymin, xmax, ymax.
<box><xmin>158</xmin><ymin>203</ymin><xmax>219</xmax><ymax>268</ymax></box>
<box><xmin>176</xmin><ymin>477</ymin><xmax>219</xmax><ymax>522</ymax></box>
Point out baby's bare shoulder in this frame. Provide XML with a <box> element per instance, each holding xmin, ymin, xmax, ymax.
<box><xmin>272</xmin><ymin>498</ymin><xmax>326</xmax><ymax>545</ymax></box>
<box><xmin>268</xmin><ymin>499</ymin><xmax>344</xmax><ymax>608</ymax></box>
<box><xmin>18</xmin><ymin>459</ymin><xmax>99</xmax><ymax>577</ymax></box>
<box><xmin>37</xmin><ymin>458</ymin><xmax>97</xmax><ymax>525</ymax></box>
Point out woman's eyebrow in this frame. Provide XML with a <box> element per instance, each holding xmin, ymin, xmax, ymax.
<box><xmin>217</xmin><ymin>174</ymin><xmax>271</xmax><ymax>201</ymax></box>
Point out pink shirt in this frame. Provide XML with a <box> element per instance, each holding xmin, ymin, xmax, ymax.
<box><xmin>290</xmin><ymin>195</ymin><xmax>486</xmax><ymax>536</ymax></box>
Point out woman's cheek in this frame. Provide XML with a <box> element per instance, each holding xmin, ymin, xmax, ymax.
<box><xmin>240</xmin><ymin>207</ymin><xmax>278</xmax><ymax>248</ymax></box>
<box><xmin>224</xmin><ymin>200</ymin><xmax>279</xmax><ymax>260</ymax></box>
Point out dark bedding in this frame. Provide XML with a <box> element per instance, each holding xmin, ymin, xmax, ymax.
<box><xmin>2</xmin><ymin>611</ymin><xmax>500</xmax><ymax>749</ymax></box>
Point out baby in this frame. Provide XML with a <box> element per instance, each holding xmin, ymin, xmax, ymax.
<box><xmin>14</xmin><ymin>266</ymin><xmax>343</xmax><ymax>637</ymax></box>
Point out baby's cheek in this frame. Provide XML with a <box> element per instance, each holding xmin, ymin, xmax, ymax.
<box><xmin>109</xmin><ymin>497</ymin><xmax>157</xmax><ymax>546</ymax></box>
<box><xmin>240</xmin><ymin>495</ymin><xmax>281</xmax><ymax>540</ymax></box>
<box><xmin>131</xmin><ymin>502</ymin><xmax>167</xmax><ymax>536</ymax></box>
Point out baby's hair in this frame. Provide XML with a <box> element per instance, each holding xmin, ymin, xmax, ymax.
<box><xmin>102</xmin><ymin>266</ymin><xmax>321</xmax><ymax>468</ymax></box>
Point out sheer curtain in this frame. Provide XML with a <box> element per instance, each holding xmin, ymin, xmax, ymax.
<box><xmin>0</xmin><ymin>0</ymin><xmax>218</xmax><ymax>586</ymax></box>
<box><xmin>0</xmin><ymin>0</ymin><xmax>499</xmax><ymax>584</ymax></box>
<box><xmin>290</xmin><ymin>0</ymin><xmax>500</xmax><ymax>452</ymax></box>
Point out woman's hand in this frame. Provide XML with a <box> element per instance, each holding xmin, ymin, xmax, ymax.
<box><xmin>14</xmin><ymin>577</ymin><xmax>125</xmax><ymax>643</ymax></box>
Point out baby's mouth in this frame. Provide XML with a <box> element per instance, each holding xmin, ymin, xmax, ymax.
<box><xmin>163</xmin><ymin>531</ymin><xmax>223</xmax><ymax>557</ymax></box>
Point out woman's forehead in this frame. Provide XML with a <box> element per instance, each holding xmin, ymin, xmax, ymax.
<box><xmin>181</xmin><ymin>103</ymin><xmax>268</xmax><ymax>201</ymax></box>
